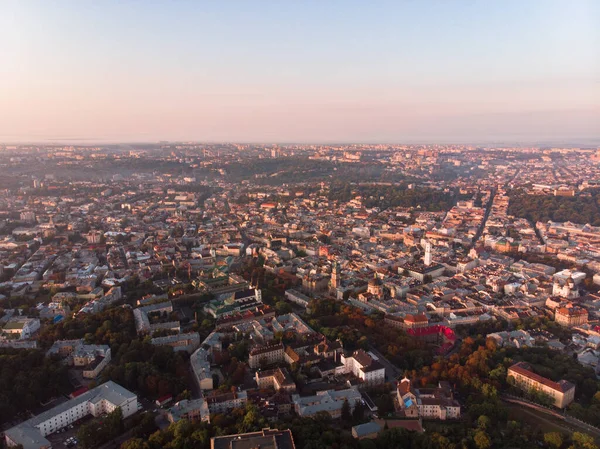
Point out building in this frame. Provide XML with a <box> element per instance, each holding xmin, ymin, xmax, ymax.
<box><xmin>133</xmin><ymin>301</ymin><xmax>179</xmax><ymax>335</ymax></box>
<box><xmin>5</xmin><ymin>381</ymin><xmax>137</xmax><ymax>449</ymax></box>
<box><xmin>284</xmin><ymin>289</ymin><xmax>311</xmax><ymax>309</ymax></box>
<box><xmin>211</xmin><ymin>428</ymin><xmax>295</xmax><ymax>449</ymax></box>
<box><xmin>555</xmin><ymin>306</ymin><xmax>588</xmax><ymax>328</ymax></box>
<box><xmin>73</xmin><ymin>345</ymin><xmax>112</xmax><ymax>379</ymax></box>
<box><xmin>255</xmin><ymin>367</ymin><xmax>296</xmax><ymax>392</ymax></box>
<box><xmin>366</xmin><ymin>276</ymin><xmax>383</xmax><ymax>297</ymax></box>
<box><xmin>340</xmin><ymin>349</ymin><xmax>385</xmax><ymax>386</ymax></box>
<box><xmin>249</xmin><ymin>342</ymin><xmax>285</xmax><ymax>369</ymax></box>
<box><xmin>401</xmin><ymin>262</ymin><xmax>445</xmax><ymax>282</ymax></box>
<box><xmin>385</xmin><ymin>313</ymin><xmax>429</xmax><ymax>330</ymax></box>
<box><xmin>292</xmin><ymin>388</ymin><xmax>362</xmax><ymax>418</ymax></box>
<box><xmin>2</xmin><ymin>317</ymin><xmax>41</xmax><ymax>340</ymax></box>
<box><xmin>507</xmin><ymin>362</ymin><xmax>575</xmax><ymax>408</ymax></box>
<box><xmin>190</xmin><ymin>331</ymin><xmax>223</xmax><ymax>391</ymax></box>
<box><xmin>204</xmin><ymin>288</ymin><xmax>263</xmax><ymax>319</ymax></box>
<box><xmin>205</xmin><ymin>390</ymin><xmax>248</xmax><ymax>414</ymax></box>
<box><xmin>352</xmin><ymin>421</ymin><xmax>382</xmax><ymax>440</ymax></box>
<box><xmin>397</xmin><ymin>379</ymin><xmax>460</xmax><ymax>420</ymax></box>
<box><xmin>330</xmin><ymin>261</ymin><xmax>341</xmax><ymax>292</ymax></box>
<box><xmin>151</xmin><ymin>332</ymin><xmax>200</xmax><ymax>353</ymax></box>
<box><xmin>167</xmin><ymin>399</ymin><xmax>210</xmax><ymax>424</ymax></box>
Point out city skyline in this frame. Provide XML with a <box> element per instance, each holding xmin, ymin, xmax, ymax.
<box><xmin>1</xmin><ymin>0</ymin><xmax>599</xmax><ymax>143</ymax></box>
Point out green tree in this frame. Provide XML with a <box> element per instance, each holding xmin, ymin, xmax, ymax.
<box><xmin>544</xmin><ymin>432</ymin><xmax>563</xmax><ymax>449</ymax></box>
<box><xmin>570</xmin><ymin>432</ymin><xmax>598</xmax><ymax>449</ymax></box>
<box><xmin>474</xmin><ymin>430</ymin><xmax>491</xmax><ymax>449</ymax></box>
<box><xmin>341</xmin><ymin>399</ymin><xmax>352</xmax><ymax>424</ymax></box>
<box><xmin>120</xmin><ymin>439</ymin><xmax>150</xmax><ymax>449</ymax></box>
<box><xmin>352</xmin><ymin>401</ymin><xmax>366</xmax><ymax>424</ymax></box>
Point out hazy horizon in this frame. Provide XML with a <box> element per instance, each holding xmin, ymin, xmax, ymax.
<box><xmin>2</xmin><ymin>0</ymin><xmax>599</xmax><ymax>143</ymax></box>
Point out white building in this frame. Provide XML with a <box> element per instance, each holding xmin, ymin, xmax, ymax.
<box><xmin>5</xmin><ymin>381</ymin><xmax>137</xmax><ymax>449</ymax></box>
<box><xmin>2</xmin><ymin>318</ymin><xmax>41</xmax><ymax>340</ymax></box>
<box><xmin>190</xmin><ymin>331</ymin><xmax>222</xmax><ymax>391</ymax></box>
<box><xmin>340</xmin><ymin>349</ymin><xmax>385</xmax><ymax>386</ymax></box>
<box><xmin>292</xmin><ymin>388</ymin><xmax>362</xmax><ymax>418</ymax></box>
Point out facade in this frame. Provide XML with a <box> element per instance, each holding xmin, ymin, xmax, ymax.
<box><xmin>5</xmin><ymin>381</ymin><xmax>137</xmax><ymax>449</ymax></box>
<box><xmin>555</xmin><ymin>307</ymin><xmax>588</xmax><ymax>327</ymax></box>
<box><xmin>190</xmin><ymin>331</ymin><xmax>223</xmax><ymax>391</ymax></box>
<box><xmin>397</xmin><ymin>379</ymin><xmax>460</xmax><ymax>420</ymax></box>
<box><xmin>330</xmin><ymin>261</ymin><xmax>341</xmax><ymax>292</ymax></box>
<box><xmin>385</xmin><ymin>313</ymin><xmax>429</xmax><ymax>330</ymax></box>
<box><xmin>249</xmin><ymin>342</ymin><xmax>285</xmax><ymax>369</ymax></box>
<box><xmin>205</xmin><ymin>391</ymin><xmax>248</xmax><ymax>414</ymax></box>
<box><xmin>507</xmin><ymin>362</ymin><xmax>575</xmax><ymax>408</ymax></box>
<box><xmin>340</xmin><ymin>349</ymin><xmax>385</xmax><ymax>386</ymax></box>
<box><xmin>284</xmin><ymin>289</ymin><xmax>311</xmax><ymax>309</ymax></box>
<box><xmin>151</xmin><ymin>332</ymin><xmax>200</xmax><ymax>353</ymax></box>
<box><xmin>255</xmin><ymin>367</ymin><xmax>296</xmax><ymax>392</ymax></box>
<box><xmin>73</xmin><ymin>345</ymin><xmax>112</xmax><ymax>379</ymax></box>
<box><xmin>133</xmin><ymin>301</ymin><xmax>178</xmax><ymax>335</ymax></box>
<box><xmin>167</xmin><ymin>399</ymin><xmax>210</xmax><ymax>424</ymax></box>
<box><xmin>292</xmin><ymin>388</ymin><xmax>362</xmax><ymax>418</ymax></box>
<box><xmin>2</xmin><ymin>317</ymin><xmax>40</xmax><ymax>340</ymax></box>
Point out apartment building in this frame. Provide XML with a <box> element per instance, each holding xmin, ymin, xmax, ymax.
<box><xmin>340</xmin><ymin>349</ymin><xmax>385</xmax><ymax>386</ymax></box>
<box><xmin>5</xmin><ymin>382</ymin><xmax>137</xmax><ymax>449</ymax></box>
<box><xmin>292</xmin><ymin>388</ymin><xmax>362</xmax><ymax>418</ymax></box>
<box><xmin>167</xmin><ymin>399</ymin><xmax>210</xmax><ymax>424</ymax></box>
<box><xmin>255</xmin><ymin>367</ymin><xmax>296</xmax><ymax>392</ymax></box>
<box><xmin>249</xmin><ymin>342</ymin><xmax>285</xmax><ymax>369</ymax></box>
<box><xmin>507</xmin><ymin>362</ymin><xmax>575</xmax><ymax>408</ymax></box>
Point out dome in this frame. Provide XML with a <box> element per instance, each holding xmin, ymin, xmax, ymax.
<box><xmin>368</xmin><ymin>277</ymin><xmax>383</xmax><ymax>286</ymax></box>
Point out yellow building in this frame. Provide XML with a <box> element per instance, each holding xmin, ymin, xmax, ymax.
<box><xmin>507</xmin><ymin>362</ymin><xmax>575</xmax><ymax>408</ymax></box>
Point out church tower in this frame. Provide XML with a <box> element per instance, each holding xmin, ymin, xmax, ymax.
<box><xmin>330</xmin><ymin>261</ymin><xmax>340</xmax><ymax>291</ymax></box>
<box><xmin>424</xmin><ymin>241</ymin><xmax>432</xmax><ymax>267</ymax></box>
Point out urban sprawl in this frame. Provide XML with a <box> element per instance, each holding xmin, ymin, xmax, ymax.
<box><xmin>2</xmin><ymin>143</ymin><xmax>600</xmax><ymax>449</ymax></box>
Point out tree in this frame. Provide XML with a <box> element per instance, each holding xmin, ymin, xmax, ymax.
<box><xmin>352</xmin><ymin>401</ymin><xmax>366</xmax><ymax>424</ymax></box>
<box><xmin>570</xmin><ymin>432</ymin><xmax>598</xmax><ymax>449</ymax></box>
<box><xmin>544</xmin><ymin>432</ymin><xmax>563</xmax><ymax>449</ymax></box>
<box><xmin>341</xmin><ymin>399</ymin><xmax>352</xmax><ymax>424</ymax></box>
<box><xmin>376</xmin><ymin>394</ymin><xmax>395</xmax><ymax>415</ymax></box>
<box><xmin>120</xmin><ymin>439</ymin><xmax>150</xmax><ymax>449</ymax></box>
<box><xmin>477</xmin><ymin>415</ymin><xmax>491</xmax><ymax>430</ymax></box>
<box><xmin>473</xmin><ymin>430</ymin><xmax>491</xmax><ymax>449</ymax></box>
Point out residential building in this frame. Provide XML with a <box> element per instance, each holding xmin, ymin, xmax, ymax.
<box><xmin>255</xmin><ymin>367</ymin><xmax>296</xmax><ymax>392</ymax></box>
<box><xmin>507</xmin><ymin>362</ymin><xmax>575</xmax><ymax>408</ymax></box>
<box><xmin>5</xmin><ymin>381</ymin><xmax>137</xmax><ymax>449</ymax></box>
<box><xmin>292</xmin><ymin>388</ymin><xmax>362</xmax><ymax>418</ymax></box>
<box><xmin>211</xmin><ymin>428</ymin><xmax>295</xmax><ymax>449</ymax></box>
<box><xmin>167</xmin><ymin>399</ymin><xmax>210</xmax><ymax>424</ymax></box>
<box><xmin>340</xmin><ymin>349</ymin><xmax>385</xmax><ymax>386</ymax></box>
<box><xmin>249</xmin><ymin>342</ymin><xmax>285</xmax><ymax>369</ymax></box>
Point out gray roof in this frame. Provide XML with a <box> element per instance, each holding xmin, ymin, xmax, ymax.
<box><xmin>5</xmin><ymin>381</ymin><xmax>136</xmax><ymax>449</ymax></box>
<box><xmin>352</xmin><ymin>421</ymin><xmax>382</xmax><ymax>437</ymax></box>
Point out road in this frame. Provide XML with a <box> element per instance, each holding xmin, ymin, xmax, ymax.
<box><xmin>470</xmin><ymin>188</ymin><xmax>497</xmax><ymax>249</ymax></box>
<box><xmin>503</xmin><ymin>396</ymin><xmax>600</xmax><ymax>440</ymax></box>
<box><xmin>368</xmin><ymin>344</ymin><xmax>402</xmax><ymax>382</ymax></box>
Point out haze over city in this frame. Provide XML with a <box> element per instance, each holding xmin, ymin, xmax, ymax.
<box><xmin>1</xmin><ymin>0</ymin><xmax>599</xmax><ymax>144</ymax></box>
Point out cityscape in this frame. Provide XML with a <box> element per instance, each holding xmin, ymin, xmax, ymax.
<box><xmin>0</xmin><ymin>144</ymin><xmax>600</xmax><ymax>449</ymax></box>
<box><xmin>2</xmin><ymin>1</ymin><xmax>600</xmax><ymax>449</ymax></box>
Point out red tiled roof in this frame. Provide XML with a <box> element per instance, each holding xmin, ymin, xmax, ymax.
<box><xmin>508</xmin><ymin>362</ymin><xmax>574</xmax><ymax>393</ymax></box>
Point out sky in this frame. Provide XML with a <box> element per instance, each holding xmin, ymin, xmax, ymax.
<box><xmin>0</xmin><ymin>0</ymin><xmax>599</xmax><ymax>144</ymax></box>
